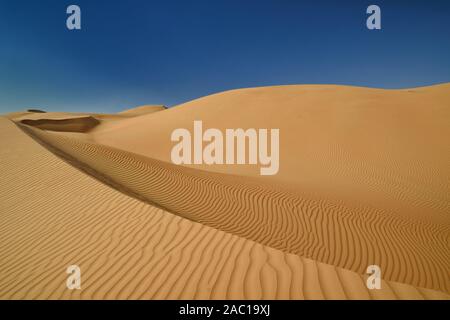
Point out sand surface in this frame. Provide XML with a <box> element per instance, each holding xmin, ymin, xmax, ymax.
<box><xmin>1</xmin><ymin>85</ymin><xmax>449</xmax><ymax>299</ymax></box>
<box><xmin>92</xmin><ymin>85</ymin><xmax>450</xmax><ymax>222</ymax></box>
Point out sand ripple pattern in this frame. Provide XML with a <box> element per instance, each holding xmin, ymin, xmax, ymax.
<box><xmin>17</xmin><ymin>122</ymin><xmax>450</xmax><ymax>295</ymax></box>
<box><xmin>0</xmin><ymin>118</ymin><xmax>448</xmax><ymax>299</ymax></box>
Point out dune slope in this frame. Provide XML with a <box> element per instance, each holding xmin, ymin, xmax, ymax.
<box><xmin>92</xmin><ymin>84</ymin><xmax>450</xmax><ymax>224</ymax></box>
<box><xmin>3</xmin><ymin>117</ymin><xmax>448</xmax><ymax>299</ymax></box>
<box><xmin>118</xmin><ymin>105</ymin><xmax>166</xmax><ymax>116</ymax></box>
<box><xmin>20</xmin><ymin>116</ymin><xmax>100</xmax><ymax>133</ymax></box>
<box><xmin>1</xmin><ymin>84</ymin><xmax>449</xmax><ymax>300</ymax></box>
<box><xmin>18</xmin><ymin>120</ymin><xmax>450</xmax><ymax>294</ymax></box>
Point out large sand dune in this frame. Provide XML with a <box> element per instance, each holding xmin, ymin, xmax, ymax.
<box><xmin>1</xmin><ymin>84</ymin><xmax>449</xmax><ymax>299</ymax></box>
<box><xmin>19</xmin><ymin>121</ymin><xmax>450</xmax><ymax>294</ymax></box>
<box><xmin>92</xmin><ymin>85</ymin><xmax>450</xmax><ymax>223</ymax></box>
<box><xmin>0</xmin><ymin>117</ymin><xmax>448</xmax><ymax>300</ymax></box>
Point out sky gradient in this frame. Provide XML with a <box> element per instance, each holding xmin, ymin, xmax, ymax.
<box><xmin>0</xmin><ymin>0</ymin><xmax>449</xmax><ymax>113</ymax></box>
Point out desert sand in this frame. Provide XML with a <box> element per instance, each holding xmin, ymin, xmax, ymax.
<box><xmin>0</xmin><ymin>84</ymin><xmax>449</xmax><ymax>299</ymax></box>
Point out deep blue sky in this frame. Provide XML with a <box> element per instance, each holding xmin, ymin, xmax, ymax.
<box><xmin>0</xmin><ymin>0</ymin><xmax>449</xmax><ymax>113</ymax></box>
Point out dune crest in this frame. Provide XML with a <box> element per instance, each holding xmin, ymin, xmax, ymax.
<box><xmin>21</xmin><ymin>116</ymin><xmax>100</xmax><ymax>133</ymax></box>
<box><xmin>118</xmin><ymin>105</ymin><xmax>166</xmax><ymax>116</ymax></box>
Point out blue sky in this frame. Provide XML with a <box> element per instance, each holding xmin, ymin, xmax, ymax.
<box><xmin>0</xmin><ymin>0</ymin><xmax>449</xmax><ymax>113</ymax></box>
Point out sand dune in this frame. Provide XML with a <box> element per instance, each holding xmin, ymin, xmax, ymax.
<box><xmin>0</xmin><ymin>117</ymin><xmax>448</xmax><ymax>300</ymax></box>
<box><xmin>18</xmin><ymin>121</ymin><xmax>449</xmax><ymax>295</ymax></box>
<box><xmin>91</xmin><ymin>85</ymin><xmax>450</xmax><ymax>224</ymax></box>
<box><xmin>7</xmin><ymin>106</ymin><xmax>166</xmax><ymax>134</ymax></box>
<box><xmin>1</xmin><ymin>84</ymin><xmax>449</xmax><ymax>300</ymax></box>
<box><xmin>118</xmin><ymin>105</ymin><xmax>166</xmax><ymax>116</ymax></box>
<box><xmin>9</xmin><ymin>108</ymin><xmax>164</xmax><ymax>122</ymax></box>
<box><xmin>21</xmin><ymin>116</ymin><xmax>100</xmax><ymax>133</ymax></box>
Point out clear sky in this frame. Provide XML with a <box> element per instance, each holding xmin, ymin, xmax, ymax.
<box><xmin>0</xmin><ymin>0</ymin><xmax>449</xmax><ymax>113</ymax></box>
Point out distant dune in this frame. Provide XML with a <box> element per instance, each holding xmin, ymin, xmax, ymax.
<box><xmin>118</xmin><ymin>104</ymin><xmax>166</xmax><ymax>116</ymax></box>
<box><xmin>21</xmin><ymin>116</ymin><xmax>100</xmax><ymax>133</ymax></box>
<box><xmin>27</xmin><ymin>109</ymin><xmax>46</xmax><ymax>113</ymax></box>
<box><xmin>0</xmin><ymin>84</ymin><xmax>449</xmax><ymax>299</ymax></box>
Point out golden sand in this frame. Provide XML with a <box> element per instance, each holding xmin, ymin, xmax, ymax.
<box><xmin>1</xmin><ymin>84</ymin><xmax>449</xmax><ymax>299</ymax></box>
